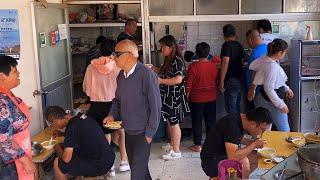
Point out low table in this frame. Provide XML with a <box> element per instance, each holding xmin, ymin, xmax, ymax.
<box><xmin>31</xmin><ymin>127</ymin><xmax>64</xmax><ymax>177</ymax></box>
<box><xmin>258</xmin><ymin>131</ymin><xmax>303</xmax><ymax>169</ymax></box>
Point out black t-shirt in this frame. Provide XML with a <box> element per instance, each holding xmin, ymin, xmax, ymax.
<box><xmin>201</xmin><ymin>113</ymin><xmax>244</xmax><ymax>159</ymax></box>
<box><xmin>63</xmin><ymin>114</ymin><xmax>114</xmax><ymax>162</ymax></box>
<box><xmin>220</xmin><ymin>41</ymin><xmax>245</xmax><ymax>80</ymax></box>
<box><xmin>117</xmin><ymin>32</ymin><xmax>136</xmax><ymax>42</ymax></box>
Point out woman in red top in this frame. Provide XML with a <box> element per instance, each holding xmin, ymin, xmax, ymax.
<box><xmin>186</xmin><ymin>42</ymin><xmax>219</xmax><ymax>152</ymax></box>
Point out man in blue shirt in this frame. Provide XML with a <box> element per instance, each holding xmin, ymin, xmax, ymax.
<box><xmin>245</xmin><ymin>29</ymin><xmax>267</xmax><ymax>110</ymax></box>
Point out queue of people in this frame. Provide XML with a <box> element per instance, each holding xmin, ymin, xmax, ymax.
<box><xmin>0</xmin><ymin>18</ymin><xmax>295</xmax><ymax>180</ymax></box>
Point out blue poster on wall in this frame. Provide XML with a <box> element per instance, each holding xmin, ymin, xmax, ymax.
<box><xmin>0</xmin><ymin>9</ymin><xmax>20</xmax><ymax>59</ymax></box>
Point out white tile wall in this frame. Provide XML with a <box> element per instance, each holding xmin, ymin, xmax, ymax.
<box><xmin>184</xmin><ymin>21</ymin><xmax>253</xmax><ymax>56</ymax></box>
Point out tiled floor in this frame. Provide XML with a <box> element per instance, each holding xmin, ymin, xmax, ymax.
<box><xmin>110</xmin><ymin>141</ymin><xmax>209</xmax><ymax>180</ymax></box>
<box><xmin>42</xmin><ymin>140</ymin><xmax>261</xmax><ymax>180</ymax></box>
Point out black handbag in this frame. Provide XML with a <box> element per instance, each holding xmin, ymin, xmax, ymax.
<box><xmin>260</xmin><ymin>85</ymin><xmax>286</xmax><ymax>102</ymax></box>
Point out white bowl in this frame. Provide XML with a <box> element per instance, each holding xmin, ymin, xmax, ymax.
<box><xmin>258</xmin><ymin>147</ymin><xmax>276</xmax><ymax>159</ymax></box>
<box><xmin>41</xmin><ymin>140</ymin><xmax>58</xmax><ymax>150</ymax></box>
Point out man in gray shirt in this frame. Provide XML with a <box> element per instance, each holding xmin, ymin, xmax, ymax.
<box><xmin>104</xmin><ymin>40</ymin><xmax>161</xmax><ymax>180</ymax></box>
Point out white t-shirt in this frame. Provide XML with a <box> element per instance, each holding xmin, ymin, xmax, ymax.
<box><xmin>260</xmin><ymin>33</ymin><xmax>278</xmax><ymax>45</ymax></box>
<box><xmin>250</xmin><ymin>56</ymin><xmax>289</xmax><ymax>109</ymax></box>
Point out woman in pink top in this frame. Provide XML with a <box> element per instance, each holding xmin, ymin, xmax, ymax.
<box><xmin>83</xmin><ymin>39</ymin><xmax>130</xmax><ymax>175</ymax></box>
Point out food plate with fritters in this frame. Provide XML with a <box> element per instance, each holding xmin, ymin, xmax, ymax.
<box><xmin>104</xmin><ymin>121</ymin><xmax>122</xmax><ymax>129</ymax></box>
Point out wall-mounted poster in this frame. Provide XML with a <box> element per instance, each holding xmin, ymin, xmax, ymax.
<box><xmin>0</xmin><ymin>10</ymin><xmax>20</xmax><ymax>59</ymax></box>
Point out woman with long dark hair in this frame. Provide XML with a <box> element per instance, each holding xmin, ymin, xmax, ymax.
<box><xmin>249</xmin><ymin>38</ymin><xmax>294</xmax><ymax>131</ymax></box>
<box><xmin>156</xmin><ymin>35</ymin><xmax>189</xmax><ymax>160</ymax></box>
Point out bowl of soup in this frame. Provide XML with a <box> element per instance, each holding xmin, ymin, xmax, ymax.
<box><xmin>41</xmin><ymin>140</ymin><xmax>58</xmax><ymax>150</ymax></box>
<box><xmin>258</xmin><ymin>147</ymin><xmax>276</xmax><ymax>159</ymax></box>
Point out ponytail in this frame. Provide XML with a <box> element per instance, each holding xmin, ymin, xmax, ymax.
<box><xmin>267</xmin><ymin>38</ymin><xmax>288</xmax><ymax>56</ymax></box>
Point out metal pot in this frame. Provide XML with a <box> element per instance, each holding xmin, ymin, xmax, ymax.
<box><xmin>31</xmin><ymin>141</ymin><xmax>43</xmax><ymax>156</ymax></box>
<box><xmin>297</xmin><ymin>144</ymin><xmax>320</xmax><ymax>180</ymax></box>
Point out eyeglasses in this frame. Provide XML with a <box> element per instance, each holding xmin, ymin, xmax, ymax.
<box><xmin>113</xmin><ymin>51</ymin><xmax>130</xmax><ymax>58</ymax></box>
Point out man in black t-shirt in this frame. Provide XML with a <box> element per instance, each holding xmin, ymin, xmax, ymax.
<box><xmin>45</xmin><ymin>106</ymin><xmax>115</xmax><ymax>179</ymax></box>
<box><xmin>220</xmin><ymin>24</ymin><xmax>245</xmax><ymax>114</ymax></box>
<box><xmin>200</xmin><ymin>107</ymin><xmax>272</xmax><ymax>179</ymax></box>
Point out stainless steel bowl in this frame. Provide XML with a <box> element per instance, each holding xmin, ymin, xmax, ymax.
<box><xmin>31</xmin><ymin>141</ymin><xmax>43</xmax><ymax>156</ymax></box>
<box><xmin>297</xmin><ymin>144</ymin><xmax>320</xmax><ymax>179</ymax></box>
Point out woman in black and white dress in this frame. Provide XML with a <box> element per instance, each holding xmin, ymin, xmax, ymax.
<box><xmin>156</xmin><ymin>35</ymin><xmax>190</xmax><ymax>160</ymax></box>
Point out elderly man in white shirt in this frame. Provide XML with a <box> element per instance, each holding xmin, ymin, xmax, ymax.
<box><xmin>247</xmin><ymin>39</ymin><xmax>294</xmax><ymax>131</ymax></box>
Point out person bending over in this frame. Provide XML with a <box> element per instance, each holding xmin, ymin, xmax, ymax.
<box><xmin>45</xmin><ymin>106</ymin><xmax>115</xmax><ymax>180</ymax></box>
<box><xmin>200</xmin><ymin>107</ymin><xmax>272</xmax><ymax>179</ymax></box>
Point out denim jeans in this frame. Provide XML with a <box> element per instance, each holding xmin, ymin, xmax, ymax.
<box><xmin>224</xmin><ymin>78</ymin><xmax>241</xmax><ymax>114</ymax></box>
<box><xmin>254</xmin><ymin>94</ymin><xmax>290</xmax><ymax>131</ymax></box>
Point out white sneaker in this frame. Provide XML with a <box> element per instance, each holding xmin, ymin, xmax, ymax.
<box><xmin>108</xmin><ymin>165</ymin><xmax>116</xmax><ymax>177</ymax></box>
<box><xmin>119</xmin><ymin>161</ymin><xmax>130</xmax><ymax>172</ymax></box>
<box><xmin>161</xmin><ymin>143</ymin><xmax>173</xmax><ymax>151</ymax></box>
<box><xmin>162</xmin><ymin>150</ymin><xmax>182</xmax><ymax>160</ymax></box>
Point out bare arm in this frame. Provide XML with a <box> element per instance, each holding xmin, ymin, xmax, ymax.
<box><xmin>220</xmin><ymin>57</ymin><xmax>229</xmax><ymax>85</ymax></box>
<box><xmin>159</xmin><ymin>75</ymin><xmax>183</xmax><ymax>86</ymax></box>
<box><xmin>225</xmin><ymin>139</ymin><xmax>265</xmax><ymax>160</ymax></box>
<box><xmin>54</xmin><ymin>144</ymin><xmax>73</xmax><ymax>163</ymax></box>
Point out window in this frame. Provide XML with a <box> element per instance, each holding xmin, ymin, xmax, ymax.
<box><xmin>241</xmin><ymin>0</ymin><xmax>282</xmax><ymax>14</ymax></box>
<box><xmin>149</xmin><ymin>0</ymin><xmax>194</xmax><ymax>16</ymax></box>
<box><xmin>197</xmin><ymin>0</ymin><xmax>239</xmax><ymax>15</ymax></box>
<box><xmin>285</xmin><ymin>0</ymin><xmax>320</xmax><ymax>12</ymax></box>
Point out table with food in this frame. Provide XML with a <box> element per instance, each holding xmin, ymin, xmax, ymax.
<box><xmin>255</xmin><ymin>131</ymin><xmax>320</xmax><ymax>179</ymax></box>
<box><xmin>31</xmin><ymin>127</ymin><xmax>64</xmax><ymax>163</ymax></box>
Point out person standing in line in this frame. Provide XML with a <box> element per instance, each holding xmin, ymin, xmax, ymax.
<box><xmin>257</xmin><ymin>19</ymin><xmax>278</xmax><ymax>45</ymax></box>
<box><xmin>104</xmin><ymin>40</ymin><xmax>161</xmax><ymax>180</ymax></box>
<box><xmin>155</xmin><ymin>35</ymin><xmax>190</xmax><ymax>160</ymax></box>
<box><xmin>83</xmin><ymin>39</ymin><xmax>130</xmax><ymax>176</ymax></box>
<box><xmin>86</xmin><ymin>35</ymin><xmax>107</xmax><ymax>67</ymax></box>
<box><xmin>186</xmin><ymin>42</ymin><xmax>218</xmax><ymax>152</ymax></box>
<box><xmin>117</xmin><ymin>19</ymin><xmax>138</xmax><ymax>43</ymax></box>
<box><xmin>249</xmin><ymin>39</ymin><xmax>294</xmax><ymax>131</ymax></box>
<box><xmin>219</xmin><ymin>24</ymin><xmax>245</xmax><ymax>114</ymax></box>
<box><xmin>0</xmin><ymin>56</ymin><xmax>38</xmax><ymax>180</ymax></box>
<box><xmin>245</xmin><ymin>29</ymin><xmax>268</xmax><ymax>110</ymax></box>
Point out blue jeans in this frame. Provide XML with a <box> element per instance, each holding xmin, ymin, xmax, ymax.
<box><xmin>254</xmin><ymin>94</ymin><xmax>290</xmax><ymax>131</ymax></box>
<box><xmin>224</xmin><ymin>78</ymin><xmax>241</xmax><ymax>114</ymax></box>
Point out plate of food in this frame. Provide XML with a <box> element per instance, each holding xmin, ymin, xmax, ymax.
<box><xmin>285</xmin><ymin>136</ymin><xmax>304</xmax><ymax>143</ymax></box>
<box><xmin>304</xmin><ymin>133</ymin><xmax>320</xmax><ymax>144</ymax></box>
<box><xmin>104</xmin><ymin>121</ymin><xmax>122</xmax><ymax>130</ymax></box>
<box><xmin>291</xmin><ymin>138</ymin><xmax>306</xmax><ymax>148</ymax></box>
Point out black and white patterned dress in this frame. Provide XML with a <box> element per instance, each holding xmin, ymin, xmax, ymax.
<box><xmin>160</xmin><ymin>57</ymin><xmax>190</xmax><ymax>125</ymax></box>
